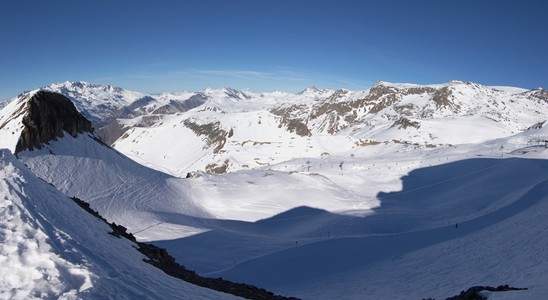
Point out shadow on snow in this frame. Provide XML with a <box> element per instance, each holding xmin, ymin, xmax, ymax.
<box><xmin>152</xmin><ymin>158</ymin><xmax>548</xmax><ymax>288</ymax></box>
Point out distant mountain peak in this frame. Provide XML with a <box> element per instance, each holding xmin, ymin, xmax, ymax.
<box><xmin>297</xmin><ymin>86</ymin><xmax>333</xmax><ymax>96</ymax></box>
<box><xmin>299</xmin><ymin>86</ymin><xmax>320</xmax><ymax>93</ymax></box>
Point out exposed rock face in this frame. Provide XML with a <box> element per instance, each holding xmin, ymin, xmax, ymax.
<box><xmin>304</xmin><ymin>84</ymin><xmax>437</xmax><ymax>134</ymax></box>
<box><xmin>270</xmin><ymin>105</ymin><xmax>312</xmax><ymax>137</ymax></box>
<box><xmin>527</xmin><ymin>88</ymin><xmax>548</xmax><ymax>103</ymax></box>
<box><xmin>183</xmin><ymin>119</ymin><xmax>229</xmax><ymax>153</ymax></box>
<box><xmin>391</xmin><ymin>117</ymin><xmax>421</xmax><ymax>129</ymax></box>
<box><xmin>445</xmin><ymin>285</ymin><xmax>528</xmax><ymax>300</ymax></box>
<box><xmin>15</xmin><ymin>91</ymin><xmax>92</xmax><ymax>154</ymax></box>
<box><xmin>205</xmin><ymin>159</ymin><xmax>231</xmax><ymax>174</ymax></box>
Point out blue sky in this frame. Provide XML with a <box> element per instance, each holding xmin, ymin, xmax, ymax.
<box><xmin>1</xmin><ymin>0</ymin><xmax>547</xmax><ymax>100</ymax></box>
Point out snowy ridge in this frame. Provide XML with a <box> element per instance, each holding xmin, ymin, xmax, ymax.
<box><xmin>0</xmin><ymin>149</ymin><xmax>235</xmax><ymax>299</ymax></box>
<box><xmin>0</xmin><ymin>150</ymin><xmax>92</xmax><ymax>299</ymax></box>
<box><xmin>43</xmin><ymin>81</ymin><xmax>145</xmax><ymax>125</ymax></box>
<box><xmin>0</xmin><ymin>91</ymin><xmax>37</xmax><ymax>153</ymax></box>
<box><xmin>18</xmin><ymin>132</ymin><xmax>213</xmax><ymax>241</ymax></box>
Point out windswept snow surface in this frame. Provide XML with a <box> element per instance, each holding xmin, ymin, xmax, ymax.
<box><xmin>9</xmin><ymin>127</ymin><xmax>548</xmax><ymax>299</ymax></box>
<box><xmin>18</xmin><ymin>133</ymin><xmax>213</xmax><ymax>242</ymax></box>
<box><xmin>0</xmin><ymin>91</ymin><xmax>37</xmax><ymax>153</ymax></box>
<box><xmin>0</xmin><ymin>149</ymin><xmax>237</xmax><ymax>299</ymax></box>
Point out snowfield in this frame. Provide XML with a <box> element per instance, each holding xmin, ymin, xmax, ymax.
<box><xmin>0</xmin><ymin>149</ymin><xmax>237</xmax><ymax>299</ymax></box>
<box><xmin>17</xmin><ymin>133</ymin><xmax>213</xmax><ymax>242</ymax></box>
<box><xmin>0</xmin><ymin>80</ymin><xmax>547</xmax><ymax>299</ymax></box>
<box><xmin>14</xmin><ymin>126</ymin><xmax>548</xmax><ymax>299</ymax></box>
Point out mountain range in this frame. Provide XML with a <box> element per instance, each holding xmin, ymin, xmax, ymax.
<box><xmin>31</xmin><ymin>80</ymin><xmax>548</xmax><ymax>177</ymax></box>
<box><xmin>0</xmin><ymin>80</ymin><xmax>547</xmax><ymax>299</ymax></box>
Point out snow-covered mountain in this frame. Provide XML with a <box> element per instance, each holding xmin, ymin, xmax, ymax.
<box><xmin>35</xmin><ymin>80</ymin><xmax>546</xmax><ymax>177</ymax></box>
<box><xmin>43</xmin><ymin>81</ymin><xmax>146</xmax><ymax>126</ymax></box>
<box><xmin>1</xmin><ymin>81</ymin><xmax>547</xmax><ymax>299</ymax></box>
<box><xmin>0</xmin><ymin>89</ymin><xmax>301</xmax><ymax>299</ymax></box>
<box><xmin>0</xmin><ymin>89</ymin><xmax>214</xmax><ymax>237</ymax></box>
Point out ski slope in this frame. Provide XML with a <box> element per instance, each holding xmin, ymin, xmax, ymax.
<box><xmin>152</xmin><ymin>127</ymin><xmax>548</xmax><ymax>299</ymax></box>
<box><xmin>156</xmin><ymin>155</ymin><xmax>548</xmax><ymax>299</ymax></box>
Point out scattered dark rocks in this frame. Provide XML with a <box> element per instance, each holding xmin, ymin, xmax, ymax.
<box><xmin>205</xmin><ymin>159</ymin><xmax>230</xmax><ymax>174</ymax></box>
<box><xmin>391</xmin><ymin>117</ymin><xmax>421</xmax><ymax>129</ymax></box>
<box><xmin>183</xmin><ymin>120</ymin><xmax>229</xmax><ymax>153</ymax></box>
<box><xmin>270</xmin><ymin>105</ymin><xmax>311</xmax><ymax>137</ymax></box>
<box><xmin>526</xmin><ymin>120</ymin><xmax>545</xmax><ymax>130</ymax></box>
<box><xmin>443</xmin><ymin>285</ymin><xmax>528</xmax><ymax>300</ymax></box>
<box><xmin>69</xmin><ymin>196</ymin><xmax>298</xmax><ymax>300</ymax></box>
<box><xmin>432</xmin><ymin>86</ymin><xmax>459</xmax><ymax>111</ymax></box>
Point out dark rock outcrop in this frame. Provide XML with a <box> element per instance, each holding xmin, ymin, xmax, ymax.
<box><xmin>15</xmin><ymin>91</ymin><xmax>92</xmax><ymax>154</ymax></box>
<box><xmin>69</xmin><ymin>196</ymin><xmax>299</xmax><ymax>300</ymax></box>
<box><xmin>526</xmin><ymin>88</ymin><xmax>548</xmax><ymax>103</ymax></box>
<box><xmin>391</xmin><ymin>117</ymin><xmax>421</xmax><ymax>129</ymax></box>
<box><xmin>270</xmin><ymin>105</ymin><xmax>312</xmax><ymax>137</ymax></box>
<box><xmin>205</xmin><ymin>159</ymin><xmax>231</xmax><ymax>174</ymax></box>
<box><xmin>432</xmin><ymin>86</ymin><xmax>460</xmax><ymax>111</ymax></box>
<box><xmin>184</xmin><ymin>120</ymin><xmax>229</xmax><ymax>153</ymax></box>
<box><xmin>444</xmin><ymin>285</ymin><xmax>527</xmax><ymax>300</ymax></box>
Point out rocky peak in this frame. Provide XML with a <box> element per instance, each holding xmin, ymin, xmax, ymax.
<box><xmin>528</xmin><ymin>88</ymin><xmax>548</xmax><ymax>103</ymax></box>
<box><xmin>298</xmin><ymin>86</ymin><xmax>321</xmax><ymax>95</ymax></box>
<box><xmin>15</xmin><ymin>91</ymin><xmax>93</xmax><ymax>154</ymax></box>
<box><xmin>368</xmin><ymin>83</ymin><xmax>399</xmax><ymax>100</ymax></box>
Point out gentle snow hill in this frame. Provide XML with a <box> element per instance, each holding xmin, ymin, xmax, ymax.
<box><xmin>0</xmin><ymin>149</ymin><xmax>238</xmax><ymax>300</ymax></box>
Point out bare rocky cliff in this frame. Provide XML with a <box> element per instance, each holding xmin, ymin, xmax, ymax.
<box><xmin>15</xmin><ymin>91</ymin><xmax>93</xmax><ymax>154</ymax></box>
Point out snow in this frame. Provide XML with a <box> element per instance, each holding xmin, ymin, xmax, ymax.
<box><xmin>103</xmin><ymin>80</ymin><xmax>546</xmax><ymax>180</ymax></box>
<box><xmin>0</xmin><ymin>149</ymin><xmax>237</xmax><ymax>299</ymax></box>
<box><xmin>0</xmin><ymin>91</ymin><xmax>37</xmax><ymax>153</ymax></box>
<box><xmin>0</xmin><ymin>156</ymin><xmax>89</xmax><ymax>299</ymax></box>
<box><xmin>1</xmin><ymin>80</ymin><xmax>547</xmax><ymax>299</ymax></box>
<box><xmin>17</xmin><ymin>132</ymin><xmax>213</xmax><ymax>242</ymax></box>
<box><xmin>14</xmin><ymin>124</ymin><xmax>548</xmax><ymax>299</ymax></box>
<box><xmin>166</xmin><ymin>156</ymin><xmax>548</xmax><ymax>300</ymax></box>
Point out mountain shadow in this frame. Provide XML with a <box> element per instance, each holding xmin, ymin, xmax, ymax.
<box><xmin>151</xmin><ymin>158</ymin><xmax>548</xmax><ymax>293</ymax></box>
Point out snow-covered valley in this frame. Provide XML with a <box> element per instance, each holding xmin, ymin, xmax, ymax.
<box><xmin>0</xmin><ymin>81</ymin><xmax>547</xmax><ymax>299</ymax></box>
